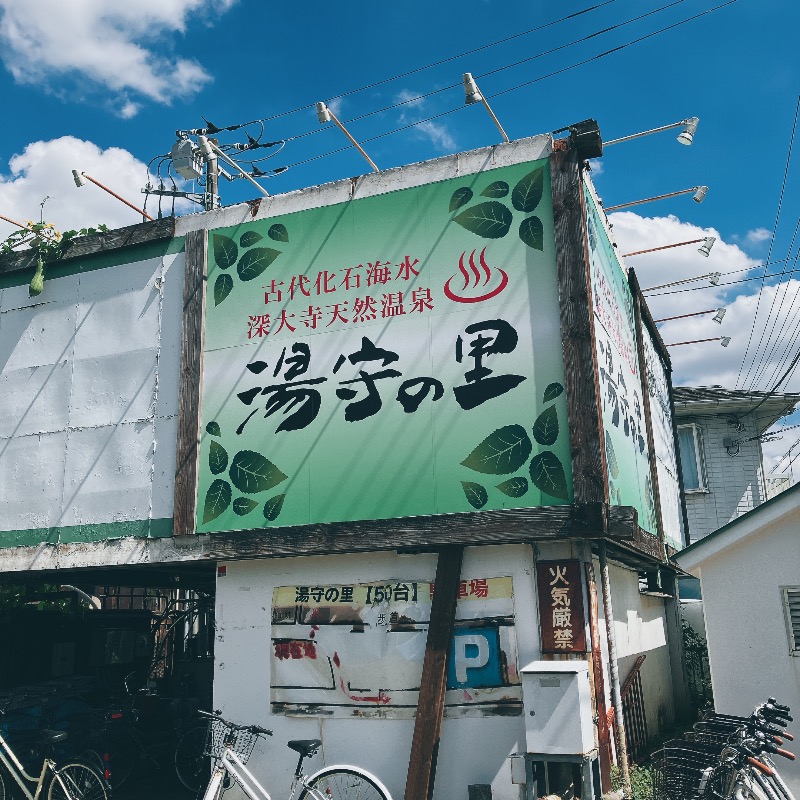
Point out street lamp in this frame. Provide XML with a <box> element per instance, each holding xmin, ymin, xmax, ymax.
<box><xmin>643</xmin><ymin>272</ymin><xmax>721</xmax><ymax>292</ymax></box>
<box><xmin>604</xmin><ymin>117</ymin><xmax>699</xmax><ymax>148</ymax></box>
<box><xmin>623</xmin><ymin>236</ymin><xmax>716</xmax><ymax>259</ymax></box>
<box><xmin>72</xmin><ymin>170</ymin><xmax>154</xmax><ymax>221</ymax></box>
<box><xmin>604</xmin><ymin>185</ymin><xmax>709</xmax><ymax>213</ymax></box>
<box><xmin>654</xmin><ymin>308</ymin><xmax>726</xmax><ymax>324</ymax></box>
<box><xmin>463</xmin><ymin>73</ymin><xmax>510</xmax><ymax>143</ymax></box>
<box><xmin>315</xmin><ymin>102</ymin><xmax>379</xmax><ymax>172</ymax></box>
<box><xmin>666</xmin><ymin>336</ymin><xmax>731</xmax><ymax>347</ymax></box>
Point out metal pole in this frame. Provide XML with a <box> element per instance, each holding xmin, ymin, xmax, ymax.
<box><xmin>604</xmin><ymin>187</ymin><xmax>696</xmax><ymax>212</ymax></box>
<box><xmin>603</xmin><ymin>120</ymin><xmax>684</xmax><ymax>146</ymax></box>
<box><xmin>326</xmin><ymin>109</ymin><xmax>380</xmax><ymax>173</ymax></box>
<box><xmin>598</xmin><ymin>541</ymin><xmax>632</xmax><ymax>799</ymax></box>
<box><xmin>81</xmin><ymin>173</ymin><xmax>155</xmax><ymax>221</ymax></box>
<box><xmin>666</xmin><ymin>337</ymin><xmax>725</xmax><ymax>347</ymax></box>
<box><xmin>206</xmin><ymin>137</ymin><xmax>220</xmax><ymax>211</ymax></box>
<box><xmin>623</xmin><ymin>239</ymin><xmax>704</xmax><ymax>258</ymax></box>
<box><xmin>654</xmin><ymin>309</ymin><xmax>717</xmax><ymax>323</ymax></box>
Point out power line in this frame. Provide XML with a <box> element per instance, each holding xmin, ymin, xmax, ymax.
<box><xmin>645</xmin><ymin>260</ymin><xmax>800</xmax><ymax>297</ymax></box>
<box><xmin>735</xmin><ymin>95</ymin><xmax>800</xmax><ymax>390</ymax></box>
<box><xmin>281</xmin><ymin>0</ymin><xmax>740</xmax><ymax>172</ymax></box>
<box><xmin>286</xmin><ymin>0</ymin><xmax>692</xmax><ymax>144</ymax></box>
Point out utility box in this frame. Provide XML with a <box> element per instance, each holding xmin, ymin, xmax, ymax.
<box><xmin>520</xmin><ymin>660</ymin><xmax>594</xmax><ymax>755</ymax></box>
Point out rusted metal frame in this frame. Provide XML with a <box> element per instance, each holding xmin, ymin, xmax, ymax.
<box><xmin>629</xmin><ymin>271</ymin><xmax>667</xmax><ymax>557</ymax></box>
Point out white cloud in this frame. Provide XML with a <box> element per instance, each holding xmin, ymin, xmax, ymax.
<box><xmin>394</xmin><ymin>89</ymin><xmax>456</xmax><ymax>152</ymax></box>
<box><xmin>0</xmin><ymin>136</ymin><xmax>190</xmax><ymax>241</ymax></box>
<box><xmin>607</xmin><ymin>211</ymin><xmax>800</xmax><ymax>393</ymax></box>
<box><xmin>746</xmin><ymin>227</ymin><xmax>771</xmax><ymax>244</ymax></box>
<box><xmin>0</xmin><ymin>0</ymin><xmax>236</xmax><ymax>107</ymax></box>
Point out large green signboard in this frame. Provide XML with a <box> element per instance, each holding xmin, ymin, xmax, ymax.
<box><xmin>584</xmin><ymin>180</ymin><xmax>658</xmax><ymax>534</ymax></box>
<box><xmin>196</xmin><ymin>158</ymin><xmax>572</xmax><ymax>533</ymax></box>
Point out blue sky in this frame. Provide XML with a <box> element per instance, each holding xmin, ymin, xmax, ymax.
<box><xmin>2</xmin><ymin>0</ymin><xmax>800</xmax><ymax>475</ymax></box>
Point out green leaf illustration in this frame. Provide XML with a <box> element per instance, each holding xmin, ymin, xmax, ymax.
<box><xmin>214</xmin><ymin>273</ymin><xmax>233</xmax><ymax>306</ymax></box>
<box><xmin>209</xmin><ymin>441</ymin><xmax>229</xmax><ymax>474</ymax></box>
<box><xmin>512</xmin><ymin>165</ymin><xmax>545</xmax><ymax>212</ymax></box>
<box><xmin>264</xmin><ymin>493</ymin><xmax>286</xmax><ymax>521</ymax></box>
<box><xmin>240</xmin><ymin>230</ymin><xmax>263</xmax><ymax>247</ymax></box>
<box><xmin>203</xmin><ymin>479</ymin><xmax>231</xmax><ymax>523</ymax></box>
<box><xmin>233</xmin><ymin>497</ymin><xmax>259</xmax><ymax>516</ymax></box>
<box><xmin>461</xmin><ymin>424</ymin><xmax>533</xmax><ymax>475</ymax></box>
<box><xmin>605</xmin><ymin>431</ymin><xmax>619</xmax><ymax>480</ymax></box>
<box><xmin>481</xmin><ymin>181</ymin><xmax>509</xmax><ymax>198</ymax></box>
<box><xmin>543</xmin><ymin>382</ymin><xmax>564</xmax><ymax>403</ymax></box>
<box><xmin>453</xmin><ymin>201</ymin><xmax>512</xmax><ymax>239</ymax></box>
<box><xmin>529</xmin><ymin>451</ymin><xmax>569</xmax><ymax>500</ymax></box>
<box><xmin>205</xmin><ymin>421</ymin><xmax>221</xmax><ymax>437</ymax></box>
<box><xmin>229</xmin><ymin>450</ymin><xmax>288</xmax><ymax>494</ymax></box>
<box><xmin>449</xmin><ymin>187</ymin><xmax>473</xmax><ymax>212</ymax></box>
<box><xmin>212</xmin><ymin>234</ymin><xmax>238</xmax><ymax>269</ymax></box>
<box><xmin>533</xmin><ymin>406</ymin><xmax>559</xmax><ymax>446</ymax></box>
<box><xmin>519</xmin><ymin>216</ymin><xmax>544</xmax><ymax>250</ymax></box>
<box><xmin>461</xmin><ymin>481</ymin><xmax>488</xmax><ymax>509</ymax></box>
<box><xmin>237</xmin><ymin>247</ymin><xmax>282</xmax><ymax>281</ymax></box>
<box><xmin>496</xmin><ymin>477</ymin><xmax>529</xmax><ymax>498</ymax></box>
<box><xmin>268</xmin><ymin>224</ymin><xmax>289</xmax><ymax>243</ymax></box>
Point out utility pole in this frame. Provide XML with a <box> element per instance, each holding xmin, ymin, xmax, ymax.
<box><xmin>205</xmin><ymin>138</ymin><xmax>220</xmax><ymax>211</ymax></box>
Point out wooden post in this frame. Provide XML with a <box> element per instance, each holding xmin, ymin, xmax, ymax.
<box><xmin>173</xmin><ymin>228</ymin><xmax>208</xmax><ymax>536</ymax></box>
<box><xmin>585</xmin><ymin>562</ymin><xmax>613</xmax><ymax>791</ymax></box>
<box><xmin>404</xmin><ymin>545</ymin><xmax>464</xmax><ymax>800</ymax></box>
<box><xmin>551</xmin><ymin>144</ymin><xmax>608</xmax><ymax>508</ymax></box>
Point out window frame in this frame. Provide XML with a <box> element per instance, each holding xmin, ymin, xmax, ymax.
<box><xmin>677</xmin><ymin>423</ymin><xmax>708</xmax><ymax>493</ymax></box>
<box><xmin>782</xmin><ymin>586</ymin><xmax>800</xmax><ymax>656</ymax></box>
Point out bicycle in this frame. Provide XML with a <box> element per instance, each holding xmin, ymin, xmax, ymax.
<box><xmin>198</xmin><ymin>710</ymin><xmax>393</xmax><ymax>800</ymax></box>
<box><xmin>653</xmin><ymin>697</ymin><xmax>796</xmax><ymax>800</ymax></box>
<box><xmin>0</xmin><ymin>698</ymin><xmax>110</xmax><ymax>800</ymax></box>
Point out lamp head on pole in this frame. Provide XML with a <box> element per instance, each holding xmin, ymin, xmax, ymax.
<box><xmin>693</xmin><ymin>185</ymin><xmax>709</xmax><ymax>203</ymax></box>
<box><xmin>712</xmin><ymin>308</ymin><xmax>727</xmax><ymax>324</ymax></box>
<box><xmin>463</xmin><ymin>73</ymin><xmax>482</xmax><ymax>105</ymax></box>
<box><xmin>677</xmin><ymin>117</ymin><xmax>700</xmax><ymax>146</ymax></box>
<box><xmin>316</xmin><ymin>102</ymin><xmax>332</xmax><ymax>124</ymax></box>
<box><xmin>709</xmin><ymin>272</ymin><xmax>721</xmax><ymax>286</ymax></box>
<box><xmin>72</xmin><ymin>169</ymin><xmax>86</xmax><ymax>188</ymax></box>
<box><xmin>698</xmin><ymin>236</ymin><xmax>716</xmax><ymax>257</ymax></box>
<box><xmin>721</xmin><ymin>336</ymin><xmax>731</xmax><ymax>347</ymax></box>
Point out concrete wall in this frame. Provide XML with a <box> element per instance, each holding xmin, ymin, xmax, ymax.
<box><xmin>677</xmin><ymin>413</ymin><xmax>765</xmax><ymax>543</ymax></box>
<box><xmin>0</xmin><ymin>248</ymin><xmax>183</xmax><ymax>547</ymax></box>
<box><xmin>693</xmin><ymin>511</ymin><xmax>800</xmax><ymax>794</ymax></box>
<box><xmin>605</xmin><ymin>560</ymin><xmax>677</xmax><ymax>738</ymax></box>
<box><xmin>213</xmin><ymin>544</ymin><xmax>679</xmax><ymax>800</ymax></box>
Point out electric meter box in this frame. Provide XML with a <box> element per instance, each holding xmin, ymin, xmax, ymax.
<box><xmin>520</xmin><ymin>660</ymin><xmax>595</xmax><ymax>755</ymax></box>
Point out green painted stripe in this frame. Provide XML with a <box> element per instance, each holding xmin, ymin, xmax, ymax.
<box><xmin>0</xmin><ymin>238</ymin><xmax>185</xmax><ymax>291</ymax></box>
<box><xmin>0</xmin><ymin>518</ymin><xmax>174</xmax><ymax>549</ymax></box>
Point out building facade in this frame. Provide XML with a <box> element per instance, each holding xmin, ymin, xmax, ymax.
<box><xmin>0</xmin><ymin>129</ymin><xmax>690</xmax><ymax>799</ymax></box>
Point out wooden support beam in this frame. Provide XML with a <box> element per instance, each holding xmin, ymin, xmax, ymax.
<box><xmin>551</xmin><ymin>145</ymin><xmax>608</xmax><ymax>506</ymax></box>
<box><xmin>404</xmin><ymin>545</ymin><xmax>464</xmax><ymax>800</ymax></box>
<box><xmin>173</xmin><ymin>228</ymin><xmax>208</xmax><ymax>535</ymax></box>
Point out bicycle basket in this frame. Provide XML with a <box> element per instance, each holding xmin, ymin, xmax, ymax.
<box><xmin>652</xmin><ymin>740</ymin><xmax>721</xmax><ymax>800</ymax></box>
<box><xmin>204</xmin><ymin>719</ymin><xmax>260</xmax><ymax>764</ymax></box>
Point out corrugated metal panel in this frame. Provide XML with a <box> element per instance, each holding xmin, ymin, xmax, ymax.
<box><xmin>783</xmin><ymin>587</ymin><xmax>800</xmax><ymax>653</ymax></box>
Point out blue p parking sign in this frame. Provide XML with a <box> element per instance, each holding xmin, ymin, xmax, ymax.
<box><xmin>447</xmin><ymin>627</ymin><xmax>502</xmax><ymax>689</ymax></box>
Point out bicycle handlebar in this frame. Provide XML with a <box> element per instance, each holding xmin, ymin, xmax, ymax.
<box><xmin>198</xmin><ymin>709</ymin><xmax>273</xmax><ymax>736</ymax></box>
<box><xmin>748</xmin><ymin>757</ymin><xmax>775</xmax><ymax>776</ymax></box>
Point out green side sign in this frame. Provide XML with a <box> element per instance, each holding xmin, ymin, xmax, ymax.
<box><xmin>584</xmin><ymin>181</ymin><xmax>658</xmax><ymax>534</ymax></box>
<box><xmin>196</xmin><ymin>158</ymin><xmax>572</xmax><ymax>533</ymax></box>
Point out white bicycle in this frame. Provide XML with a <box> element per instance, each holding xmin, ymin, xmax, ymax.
<box><xmin>198</xmin><ymin>711</ymin><xmax>392</xmax><ymax>800</ymax></box>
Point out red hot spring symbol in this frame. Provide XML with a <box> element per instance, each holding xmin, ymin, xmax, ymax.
<box><xmin>444</xmin><ymin>247</ymin><xmax>508</xmax><ymax>304</ymax></box>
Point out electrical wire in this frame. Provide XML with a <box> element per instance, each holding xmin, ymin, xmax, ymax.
<box><xmin>281</xmin><ymin>0</ymin><xmax>740</xmax><ymax>172</ymax></box>
<box><xmin>735</xmin><ymin>95</ymin><xmax>800</xmax><ymax>390</ymax></box>
<box><xmin>255</xmin><ymin>0</ymin><xmax>624</xmax><ymax>125</ymax></box>
<box><xmin>645</xmin><ymin>262</ymin><xmax>800</xmax><ymax>297</ymax></box>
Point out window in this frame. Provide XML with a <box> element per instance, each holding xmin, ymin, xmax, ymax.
<box><xmin>677</xmin><ymin>424</ymin><xmax>707</xmax><ymax>491</ymax></box>
<box><xmin>783</xmin><ymin>587</ymin><xmax>800</xmax><ymax>655</ymax></box>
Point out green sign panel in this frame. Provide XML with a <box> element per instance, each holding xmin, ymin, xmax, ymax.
<box><xmin>196</xmin><ymin>158</ymin><xmax>572</xmax><ymax>533</ymax></box>
<box><xmin>584</xmin><ymin>181</ymin><xmax>658</xmax><ymax>534</ymax></box>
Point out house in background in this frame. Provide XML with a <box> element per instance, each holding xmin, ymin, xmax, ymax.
<box><xmin>673</xmin><ymin>387</ymin><xmax>800</xmax><ymax>545</ymax></box>
<box><xmin>674</xmin><ymin>482</ymin><xmax>800</xmax><ymax>796</ymax></box>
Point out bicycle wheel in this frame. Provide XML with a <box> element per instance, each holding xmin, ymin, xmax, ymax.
<box><xmin>104</xmin><ymin>728</ymin><xmax>139</xmax><ymax>789</ymax></box>
<box><xmin>48</xmin><ymin>761</ymin><xmax>110</xmax><ymax>800</ymax></box>
<box><xmin>174</xmin><ymin>723</ymin><xmax>209</xmax><ymax>792</ymax></box>
<box><xmin>298</xmin><ymin>767</ymin><xmax>391</xmax><ymax>800</ymax></box>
